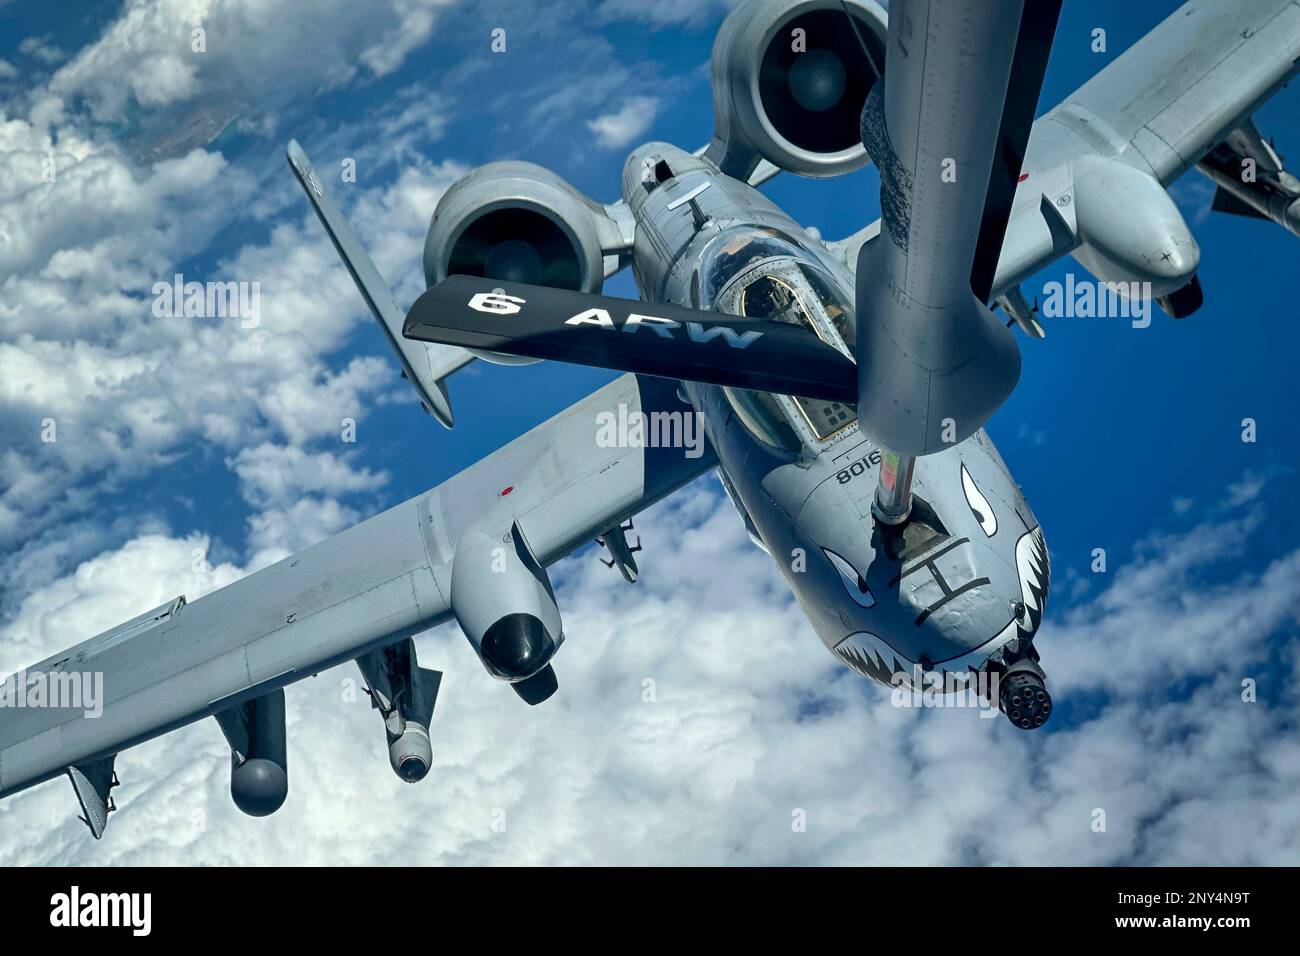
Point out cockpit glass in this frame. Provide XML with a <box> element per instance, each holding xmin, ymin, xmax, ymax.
<box><xmin>700</xmin><ymin>228</ymin><xmax>858</xmax><ymax>446</ymax></box>
<box><xmin>740</xmin><ymin>275</ymin><xmax>808</xmax><ymax>324</ymax></box>
<box><xmin>699</xmin><ymin>229</ymin><xmax>801</xmax><ymax>304</ymax></box>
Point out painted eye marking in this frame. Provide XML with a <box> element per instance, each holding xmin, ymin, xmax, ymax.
<box><xmin>961</xmin><ymin>462</ymin><xmax>997</xmax><ymax>537</ymax></box>
<box><xmin>823</xmin><ymin>549</ymin><xmax>876</xmax><ymax>608</ymax></box>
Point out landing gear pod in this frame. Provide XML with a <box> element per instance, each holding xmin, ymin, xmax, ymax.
<box><xmin>451</xmin><ymin>522</ymin><xmax>563</xmax><ymax>703</ymax></box>
<box><xmin>999</xmin><ymin>658</ymin><xmax>1053</xmax><ymax>730</ymax></box>
<box><xmin>215</xmin><ymin>688</ymin><xmax>288</xmax><ymax>816</ymax></box>
<box><xmin>1071</xmin><ymin>156</ymin><xmax>1201</xmax><ymax>299</ymax></box>
<box><xmin>1156</xmin><ymin>273</ymin><xmax>1204</xmax><ymax>319</ymax></box>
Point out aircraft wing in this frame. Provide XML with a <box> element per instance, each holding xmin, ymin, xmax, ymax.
<box><xmin>992</xmin><ymin>0</ymin><xmax>1300</xmax><ymax>296</ymax></box>
<box><xmin>1048</xmin><ymin>0</ymin><xmax>1300</xmax><ymax>186</ymax></box>
<box><xmin>0</xmin><ymin>373</ymin><xmax>714</xmax><ymax>836</ymax></box>
<box><xmin>833</xmin><ymin>0</ymin><xmax>1300</xmax><ymax>298</ymax></box>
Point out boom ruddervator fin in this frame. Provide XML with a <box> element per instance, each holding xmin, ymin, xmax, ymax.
<box><xmin>403</xmin><ymin>274</ymin><xmax>858</xmax><ymax>403</ymax></box>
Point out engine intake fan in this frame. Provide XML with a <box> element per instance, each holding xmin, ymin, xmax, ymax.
<box><xmin>423</xmin><ymin>161</ymin><xmax>615</xmax><ymax>295</ymax></box>
<box><xmin>706</xmin><ymin>0</ymin><xmax>887</xmax><ymax>179</ymax></box>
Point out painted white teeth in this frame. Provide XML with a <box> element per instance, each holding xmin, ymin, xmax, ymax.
<box><xmin>1014</xmin><ymin>526</ymin><xmax>1049</xmax><ymax>626</ymax></box>
<box><xmin>838</xmin><ymin>526</ymin><xmax>1050</xmax><ymax>685</ymax></box>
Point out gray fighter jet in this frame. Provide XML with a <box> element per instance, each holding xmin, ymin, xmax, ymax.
<box><xmin>4</xmin><ymin>0</ymin><xmax>1299</xmax><ymax>839</ymax></box>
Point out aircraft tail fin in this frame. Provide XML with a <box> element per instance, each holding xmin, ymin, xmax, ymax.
<box><xmin>286</xmin><ymin>139</ymin><xmax>465</xmax><ymax>428</ymax></box>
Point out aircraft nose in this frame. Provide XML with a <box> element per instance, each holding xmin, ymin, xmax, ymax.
<box><xmin>889</xmin><ymin>534</ymin><xmax>1019</xmax><ymax>664</ymax></box>
<box><xmin>798</xmin><ymin>454</ymin><xmax>1032</xmax><ymax>677</ymax></box>
<box><xmin>826</xmin><ymin>517</ymin><xmax>1024</xmax><ymax>677</ymax></box>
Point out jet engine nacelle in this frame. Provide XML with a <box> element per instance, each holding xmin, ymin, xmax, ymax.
<box><xmin>423</xmin><ymin>161</ymin><xmax>615</xmax><ymax>297</ymax></box>
<box><xmin>707</xmin><ymin>0</ymin><xmax>887</xmax><ymax>179</ymax></box>
<box><xmin>451</xmin><ymin>524</ymin><xmax>563</xmax><ymax>691</ymax></box>
<box><xmin>1070</xmin><ymin>157</ymin><xmax>1201</xmax><ymax>301</ymax></box>
<box><xmin>356</xmin><ymin>638</ymin><xmax>442</xmax><ymax>783</ymax></box>
<box><xmin>215</xmin><ymin>688</ymin><xmax>288</xmax><ymax>817</ymax></box>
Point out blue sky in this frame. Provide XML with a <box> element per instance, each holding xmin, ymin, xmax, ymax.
<box><xmin>1</xmin><ymin>0</ymin><xmax>1299</xmax><ymax>864</ymax></box>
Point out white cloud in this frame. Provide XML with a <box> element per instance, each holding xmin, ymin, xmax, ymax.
<box><xmin>244</xmin><ymin>496</ymin><xmax>364</xmax><ymax>566</ymax></box>
<box><xmin>46</xmin><ymin>0</ymin><xmax>456</xmax><ymax>130</ymax></box>
<box><xmin>18</xmin><ymin>37</ymin><xmax>66</xmax><ymax>67</ymax></box>
<box><xmin>0</xmin><ymin>98</ymin><xmax>462</xmax><ymax>549</ymax></box>
<box><xmin>0</xmin><ymin>0</ymin><xmax>460</xmax><ymax>657</ymax></box>
<box><xmin>2</xmin><ymin>482</ymin><xmax>1297</xmax><ymax>865</ymax></box>
<box><xmin>1225</xmin><ymin>471</ymin><xmax>1266</xmax><ymax>508</ymax></box>
<box><xmin>228</xmin><ymin>443</ymin><xmax>389</xmax><ymax>510</ymax></box>
<box><xmin>227</xmin><ymin>442</ymin><xmax>392</xmax><ymax>566</ymax></box>
<box><xmin>586</xmin><ymin>95</ymin><xmax>659</xmax><ymax>149</ymax></box>
<box><xmin>596</xmin><ymin>0</ymin><xmax>736</xmax><ymax>29</ymax></box>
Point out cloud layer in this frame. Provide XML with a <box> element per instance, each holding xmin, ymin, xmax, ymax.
<box><xmin>2</xmin><ymin>478</ymin><xmax>1297</xmax><ymax>866</ymax></box>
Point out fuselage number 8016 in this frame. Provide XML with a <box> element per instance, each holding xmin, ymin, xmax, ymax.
<box><xmin>836</xmin><ymin>449</ymin><xmax>882</xmax><ymax>485</ymax></box>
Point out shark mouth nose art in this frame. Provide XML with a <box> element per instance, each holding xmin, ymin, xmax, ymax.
<box><xmin>834</xmin><ymin>525</ymin><xmax>1050</xmax><ymax>684</ymax></box>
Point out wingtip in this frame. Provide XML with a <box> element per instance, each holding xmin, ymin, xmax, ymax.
<box><xmin>285</xmin><ymin>139</ymin><xmax>311</xmax><ymax>179</ymax></box>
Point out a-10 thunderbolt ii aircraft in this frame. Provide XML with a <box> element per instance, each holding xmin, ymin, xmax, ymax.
<box><xmin>3</xmin><ymin>0</ymin><xmax>1300</xmax><ymax>839</ymax></box>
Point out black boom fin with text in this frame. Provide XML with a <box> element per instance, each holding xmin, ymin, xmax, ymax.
<box><xmin>403</xmin><ymin>274</ymin><xmax>857</xmax><ymax>403</ymax></box>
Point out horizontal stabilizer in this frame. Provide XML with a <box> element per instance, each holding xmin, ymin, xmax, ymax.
<box><xmin>404</xmin><ymin>274</ymin><xmax>857</xmax><ymax>403</ymax></box>
<box><xmin>286</xmin><ymin>139</ymin><xmax>463</xmax><ymax>428</ymax></box>
<box><xmin>67</xmin><ymin>756</ymin><xmax>118</xmax><ymax>840</ymax></box>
